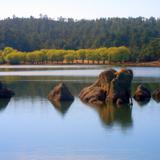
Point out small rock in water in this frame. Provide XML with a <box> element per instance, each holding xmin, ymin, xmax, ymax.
<box><xmin>134</xmin><ymin>85</ymin><xmax>151</xmax><ymax>102</ymax></box>
<box><xmin>48</xmin><ymin>83</ymin><xmax>74</xmax><ymax>102</ymax></box>
<box><xmin>152</xmin><ymin>89</ymin><xmax>160</xmax><ymax>102</ymax></box>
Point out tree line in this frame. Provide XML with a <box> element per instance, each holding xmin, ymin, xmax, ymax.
<box><xmin>0</xmin><ymin>46</ymin><xmax>131</xmax><ymax>64</ymax></box>
<box><xmin>0</xmin><ymin>16</ymin><xmax>160</xmax><ymax>62</ymax></box>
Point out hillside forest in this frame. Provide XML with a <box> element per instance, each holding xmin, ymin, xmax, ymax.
<box><xmin>0</xmin><ymin>16</ymin><xmax>160</xmax><ymax>64</ymax></box>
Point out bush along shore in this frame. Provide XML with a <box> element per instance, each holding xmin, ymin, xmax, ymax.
<box><xmin>0</xmin><ymin>47</ymin><xmax>159</xmax><ymax>66</ymax></box>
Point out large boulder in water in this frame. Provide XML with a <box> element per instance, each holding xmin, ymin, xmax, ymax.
<box><xmin>152</xmin><ymin>89</ymin><xmax>160</xmax><ymax>102</ymax></box>
<box><xmin>134</xmin><ymin>85</ymin><xmax>151</xmax><ymax>102</ymax></box>
<box><xmin>48</xmin><ymin>83</ymin><xmax>74</xmax><ymax>102</ymax></box>
<box><xmin>79</xmin><ymin>68</ymin><xmax>133</xmax><ymax>106</ymax></box>
<box><xmin>0</xmin><ymin>82</ymin><xmax>15</xmax><ymax>98</ymax></box>
<box><xmin>79</xmin><ymin>86</ymin><xmax>106</xmax><ymax>106</ymax></box>
<box><xmin>107</xmin><ymin>69</ymin><xmax>133</xmax><ymax>104</ymax></box>
<box><xmin>79</xmin><ymin>69</ymin><xmax>116</xmax><ymax>106</ymax></box>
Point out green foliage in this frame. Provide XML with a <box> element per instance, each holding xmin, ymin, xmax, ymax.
<box><xmin>85</xmin><ymin>49</ymin><xmax>100</xmax><ymax>63</ymax></box>
<box><xmin>64</xmin><ymin>51</ymin><xmax>75</xmax><ymax>63</ymax></box>
<box><xmin>108</xmin><ymin>46</ymin><xmax>131</xmax><ymax>62</ymax></box>
<box><xmin>26</xmin><ymin>52</ymin><xmax>37</xmax><ymax>63</ymax></box>
<box><xmin>97</xmin><ymin>48</ymin><xmax>109</xmax><ymax>62</ymax></box>
<box><xmin>139</xmin><ymin>38</ymin><xmax>160</xmax><ymax>61</ymax></box>
<box><xmin>76</xmin><ymin>49</ymin><xmax>86</xmax><ymax>62</ymax></box>
<box><xmin>0</xmin><ymin>17</ymin><xmax>159</xmax><ymax>61</ymax></box>
<box><xmin>47</xmin><ymin>50</ymin><xmax>65</xmax><ymax>63</ymax></box>
<box><xmin>5</xmin><ymin>51</ymin><xmax>25</xmax><ymax>64</ymax></box>
<box><xmin>0</xmin><ymin>51</ymin><xmax>4</xmax><ymax>64</ymax></box>
<box><xmin>2</xmin><ymin>47</ymin><xmax>17</xmax><ymax>58</ymax></box>
<box><xmin>34</xmin><ymin>51</ymin><xmax>47</xmax><ymax>63</ymax></box>
<box><xmin>0</xmin><ymin>44</ymin><xmax>158</xmax><ymax>65</ymax></box>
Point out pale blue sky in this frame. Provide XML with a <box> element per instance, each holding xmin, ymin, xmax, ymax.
<box><xmin>0</xmin><ymin>0</ymin><xmax>159</xmax><ymax>19</ymax></box>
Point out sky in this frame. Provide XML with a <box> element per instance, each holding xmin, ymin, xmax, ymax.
<box><xmin>0</xmin><ymin>0</ymin><xmax>159</xmax><ymax>19</ymax></box>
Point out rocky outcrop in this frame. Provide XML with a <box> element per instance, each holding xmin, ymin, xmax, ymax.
<box><xmin>48</xmin><ymin>83</ymin><xmax>74</xmax><ymax>102</ymax></box>
<box><xmin>134</xmin><ymin>85</ymin><xmax>151</xmax><ymax>102</ymax></box>
<box><xmin>152</xmin><ymin>89</ymin><xmax>160</xmax><ymax>102</ymax></box>
<box><xmin>0</xmin><ymin>82</ymin><xmax>15</xmax><ymax>98</ymax></box>
<box><xmin>79</xmin><ymin>68</ymin><xmax>133</xmax><ymax>106</ymax></box>
<box><xmin>107</xmin><ymin>69</ymin><xmax>133</xmax><ymax>105</ymax></box>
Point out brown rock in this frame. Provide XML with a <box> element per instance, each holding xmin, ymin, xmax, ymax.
<box><xmin>79</xmin><ymin>68</ymin><xmax>133</xmax><ymax>106</ymax></box>
<box><xmin>134</xmin><ymin>85</ymin><xmax>151</xmax><ymax>102</ymax></box>
<box><xmin>107</xmin><ymin>69</ymin><xmax>133</xmax><ymax>104</ymax></box>
<box><xmin>152</xmin><ymin>89</ymin><xmax>160</xmax><ymax>102</ymax></box>
<box><xmin>48</xmin><ymin>83</ymin><xmax>74</xmax><ymax>101</ymax></box>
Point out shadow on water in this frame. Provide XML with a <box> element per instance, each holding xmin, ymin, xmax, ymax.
<box><xmin>49</xmin><ymin>99</ymin><xmax>74</xmax><ymax>116</ymax></box>
<box><xmin>0</xmin><ymin>98</ymin><xmax>11</xmax><ymax>112</ymax></box>
<box><xmin>86</xmin><ymin>102</ymin><xmax>133</xmax><ymax>129</ymax></box>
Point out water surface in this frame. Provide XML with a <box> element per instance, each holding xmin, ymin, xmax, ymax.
<box><xmin>0</xmin><ymin>65</ymin><xmax>160</xmax><ymax>160</ymax></box>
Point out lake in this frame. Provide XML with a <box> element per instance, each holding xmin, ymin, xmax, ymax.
<box><xmin>0</xmin><ymin>65</ymin><xmax>160</xmax><ymax>160</ymax></box>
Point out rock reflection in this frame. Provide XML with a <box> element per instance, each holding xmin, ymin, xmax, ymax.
<box><xmin>49</xmin><ymin>99</ymin><xmax>74</xmax><ymax>115</ymax></box>
<box><xmin>0</xmin><ymin>98</ymin><xmax>11</xmax><ymax>112</ymax></box>
<box><xmin>135</xmin><ymin>99</ymin><xmax>150</xmax><ymax>107</ymax></box>
<box><xmin>89</xmin><ymin>102</ymin><xmax>133</xmax><ymax>129</ymax></box>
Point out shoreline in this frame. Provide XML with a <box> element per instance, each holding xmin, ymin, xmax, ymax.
<box><xmin>112</xmin><ymin>61</ymin><xmax>160</xmax><ymax>67</ymax></box>
<box><xmin>0</xmin><ymin>61</ymin><xmax>160</xmax><ymax>67</ymax></box>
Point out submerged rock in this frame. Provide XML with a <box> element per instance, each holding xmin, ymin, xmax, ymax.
<box><xmin>48</xmin><ymin>83</ymin><xmax>74</xmax><ymax>102</ymax></box>
<box><xmin>79</xmin><ymin>68</ymin><xmax>133</xmax><ymax>106</ymax></box>
<box><xmin>0</xmin><ymin>82</ymin><xmax>15</xmax><ymax>98</ymax></box>
<box><xmin>152</xmin><ymin>89</ymin><xmax>160</xmax><ymax>102</ymax></box>
<box><xmin>134</xmin><ymin>85</ymin><xmax>151</xmax><ymax>102</ymax></box>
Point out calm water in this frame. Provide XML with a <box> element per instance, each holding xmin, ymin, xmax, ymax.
<box><xmin>0</xmin><ymin>65</ymin><xmax>160</xmax><ymax>160</ymax></box>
